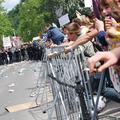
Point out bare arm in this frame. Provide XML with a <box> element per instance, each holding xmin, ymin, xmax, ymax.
<box><xmin>88</xmin><ymin>47</ymin><xmax>120</xmax><ymax>73</ymax></box>
<box><xmin>59</xmin><ymin>41</ymin><xmax>74</xmax><ymax>47</ymax></box>
<box><xmin>65</xmin><ymin>29</ymin><xmax>98</xmax><ymax>52</ymax></box>
<box><xmin>50</xmin><ymin>41</ymin><xmax>74</xmax><ymax>48</ymax></box>
<box><xmin>111</xmin><ymin>47</ymin><xmax>120</xmax><ymax>61</ymax></box>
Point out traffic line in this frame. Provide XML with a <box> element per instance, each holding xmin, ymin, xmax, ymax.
<box><xmin>5</xmin><ymin>102</ymin><xmax>39</xmax><ymax>112</ymax></box>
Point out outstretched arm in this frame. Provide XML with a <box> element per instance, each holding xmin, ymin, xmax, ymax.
<box><xmin>88</xmin><ymin>47</ymin><xmax>120</xmax><ymax>73</ymax></box>
<box><xmin>64</xmin><ymin>29</ymin><xmax>98</xmax><ymax>52</ymax></box>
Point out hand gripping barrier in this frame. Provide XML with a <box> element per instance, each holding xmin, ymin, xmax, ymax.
<box><xmin>46</xmin><ymin>46</ymin><xmax>99</xmax><ymax>120</ymax></box>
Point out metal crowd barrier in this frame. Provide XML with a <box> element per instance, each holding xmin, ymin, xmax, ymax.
<box><xmin>30</xmin><ymin>46</ymin><xmax>120</xmax><ymax>120</ymax></box>
<box><xmin>46</xmin><ymin>46</ymin><xmax>99</xmax><ymax>120</ymax></box>
<box><xmin>30</xmin><ymin>46</ymin><xmax>110</xmax><ymax>120</ymax></box>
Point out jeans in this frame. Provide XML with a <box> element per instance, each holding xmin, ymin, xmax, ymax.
<box><xmin>91</xmin><ymin>68</ymin><xmax>120</xmax><ymax>103</ymax></box>
<box><xmin>101</xmin><ymin>69</ymin><xmax>120</xmax><ymax>103</ymax></box>
<box><xmin>102</xmin><ymin>88</ymin><xmax>120</xmax><ymax>103</ymax></box>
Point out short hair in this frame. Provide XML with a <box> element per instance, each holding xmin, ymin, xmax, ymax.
<box><xmin>45</xmin><ymin>23</ymin><xmax>51</xmax><ymax>28</ymax></box>
<box><xmin>66</xmin><ymin>22</ymin><xmax>80</xmax><ymax>33</ymax></box>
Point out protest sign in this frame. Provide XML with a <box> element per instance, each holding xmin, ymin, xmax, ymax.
<box><xmin>3</xmin><ymin>36</ymin><xmax>12</xmax><ymax>48</ymax></box>
<box><xmin>58</xmin><ymin>14</ymin><xmax>70</xmax><ymax>27</ymax></box>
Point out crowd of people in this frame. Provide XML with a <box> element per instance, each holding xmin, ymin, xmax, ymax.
<box><xmin>42</xmin><ymin>0</ymin><xmax>120</xmax><ymax>105</ymax></box>
<box><xmin>1</xmin><ymin>0</ymin><xmax>120</xmax><ymax>110</ymax></box>
<box><xmin>0</xmin><ymin>42</ymin><xmax>43</xmax><ymax>65</ymax></box>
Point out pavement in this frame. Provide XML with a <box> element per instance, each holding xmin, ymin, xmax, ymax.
<box><xmin>99</xmin><ymin>100</ymin><xmax>120</xmax><ymax>120</ymax></box>
<box><xmin>0</xmin><ymin>61</ymin><xmax>55</xmax><ymax>120</ymax></box>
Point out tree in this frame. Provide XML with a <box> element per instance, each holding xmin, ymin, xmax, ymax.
<box><xmin>0</xmin><ymin>1</ymin><xmax>13</xmax><ymax>47</ymax></box>
<box><xmin>17</xmin><ymin>0</ymin><xmax>49</xmax><ymax>42</ymax></box>
<box><xmin>7</xmin><ymin>0</ymin><xmax>86</xmax><ymax>42</ymax></box>
<box><xmin>8</xmin><ymin>4</ymin><xmax>20</xmax><ymax>30</ymax></box>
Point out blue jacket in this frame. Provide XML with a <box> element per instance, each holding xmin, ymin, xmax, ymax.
<box><xmin>47</xmin><ymin>27</ymin><xmax>64</xmax><ymax>45</ymax></box>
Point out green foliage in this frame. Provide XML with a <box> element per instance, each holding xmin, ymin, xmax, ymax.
<box><xmin>7</xmin><ymin>0</ymin><xmax>86</xmax><ymax>42</ymax></box>
<box><xmin>17</xmin><ymin>0</ymin><xmax>50</xmax><ymax>42</ymax></box>
<box><xmin>0</xmin><ymin>14</ymin><xmax>13</xmax><ymax>35</ymax></box>
<box><xmin>8</xmin><ymin>4</ymin><xmax>20</xmax><ymax>30</ymax></box>
<box><xmin>59</xmin><ymin>0</ymin><xmax>84</xmax><ymax>19</ymax></box>
<box><xmin>80</xmin><ymin>7</ymin><xmax>93</xmax><ymax>18</ymax></box>
<box><xmin>0</xmin><ymin>1</ymin><xmax>13</xmax><ymax>47</ymax></box>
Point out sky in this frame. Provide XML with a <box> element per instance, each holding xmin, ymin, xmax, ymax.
<box><xmin>2</xmin><ymin>0</ymin><xmax>21</xmax><ymax>11</ymax></box>
<box><xmin>2</xmin><ymin>0</ymin><xmax>92</xmax><ymax>11</ymax></box>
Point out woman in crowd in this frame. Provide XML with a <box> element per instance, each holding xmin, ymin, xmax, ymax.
<box><xmin>88</xmin><ymin>0</ymin><xmax>120</xmax><ymax>102</ymax></box>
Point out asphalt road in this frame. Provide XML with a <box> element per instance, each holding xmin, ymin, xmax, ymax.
<box><xmin>0</xmin><ymin>61</ymin><xmax>53</xmax><ymax>120</ymax></box>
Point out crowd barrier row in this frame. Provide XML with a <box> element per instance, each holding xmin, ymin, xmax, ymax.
<box><xmin>34</xmin><ymin>46</ymin><xmax>119</xmax><ymax>120</ymax></box>
<box><xmin>46</xmin><ymin>46</ymin><xmax>99</xmax><ymax>120</ymax></box>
